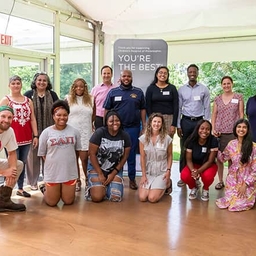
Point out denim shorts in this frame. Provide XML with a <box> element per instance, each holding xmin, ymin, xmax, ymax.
<box><xmin>86</xmin><ymin>168</ymin><xmax>124</xmax><ymax>202</ymax></box>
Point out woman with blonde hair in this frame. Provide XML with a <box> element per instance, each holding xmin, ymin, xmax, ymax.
<box><xmin>138</xmin><ymin>113</ymin><xmax>173</xmax><ymax>203</ymax></box>
<box><xmin>66</xmin><ymin>78</ymin><xmax>95</xmax><ymax>191</ymax></box>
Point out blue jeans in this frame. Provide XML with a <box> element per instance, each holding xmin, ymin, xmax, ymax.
<box><xmin>16</xmin><ymin>144</ymin><xmax>31</xmax><ymax>189</ymax></box>
<box><xmin>124</xmin><ymin>126</ymin><xmax>140</xmax><ymax>181</ymax></box>
<box><xmin>87</xmin><ymin>169</ymin><xmax>124</xmax><ymax>202</ymax></box>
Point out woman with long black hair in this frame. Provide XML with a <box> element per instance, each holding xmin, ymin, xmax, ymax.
<box><xmin>180</xmin><ymin>119</ymin><xmax>218</xmax><ymax>201</ymax></box>
<box><xmin>216</xmin><ymin>119</ymin><xmax>256</xmax><ymax>211</ymax></box>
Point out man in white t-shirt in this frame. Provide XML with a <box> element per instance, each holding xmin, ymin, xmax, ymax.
<box><xmin>0</xmin><ymin>106</ymin><xmax>26</xmax><ymax>212</ymax></box>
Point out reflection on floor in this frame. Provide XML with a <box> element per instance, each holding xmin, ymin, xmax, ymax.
<box><xmin>1</xmin><ymin>162</ymin><xmax>256</xmax><ymax>256</ymax></box>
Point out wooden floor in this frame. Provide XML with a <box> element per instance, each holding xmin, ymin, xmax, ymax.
<box><xmin>1</xmin><ymin>162</ymin><xmax>256</xmax><ymax>256</ymax></box>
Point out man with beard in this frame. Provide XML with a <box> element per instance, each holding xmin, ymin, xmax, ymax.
<box><xmin>0</xmin><ymin>106</ymin><xmax>26</xmax><ymax>212</ymax></box>
<box><xmin>103</xmin><ymin>70</ymin><xmax>146</xmax><ymax>190</ymax></box>
<box><xmin>177</xmin><ymin>64</ymin><xmax>211</xmax><ymax>187</ymax></box>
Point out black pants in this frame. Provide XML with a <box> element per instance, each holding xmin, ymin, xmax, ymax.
<box><xmin>94</xmin><ymin>116</ymin><xmax>104</xmax><ymax>130</ymax></box>
<box><xmin>179</xmin><ymin>117</ymin><xmax>202</xmax><ymax>172</ymax></box>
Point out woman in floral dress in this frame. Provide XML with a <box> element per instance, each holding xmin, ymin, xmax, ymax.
<box><xmin>216</xmin><ymin>119</ymin><xmax>256</xmax><ymax>212</ymax></box>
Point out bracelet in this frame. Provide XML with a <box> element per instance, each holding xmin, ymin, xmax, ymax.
<box><xmin>33</xmin><ymin>135</ymin><xmax>39</xmax><ymax>138</ymax></box>
<box><xmin>167</xmin><ymin>168</ymin><xmax>171</xmax><ymax>171</ymax></box>
<box><xmin>114</xmin><ymin>167</ymin><xmax>120</xmax><ymax>172</ymax></box>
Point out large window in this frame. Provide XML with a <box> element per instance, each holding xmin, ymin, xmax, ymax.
<box><xmin>0</xmin><ymin>13</ymin><xmax>53</xmax><ymax>53</ymax></box>
<box><xmin>168</xmin><ymin>61</ymin><xmax>256</xmax><ymax>104</ymax></box>
<box><xmin>60</xmin><ymin>36</ymin><xmax>93</xmax><ymax>99</ymax></box>
<box><xmin>9</xmin><ymin>59</ymin><xmax>40</xmax><ymax>93</ymax></box>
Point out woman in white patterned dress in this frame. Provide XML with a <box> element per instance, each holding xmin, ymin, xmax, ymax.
<box><xmin>66</xmin><ymin>78</ymin><xmax>95</xmax><ymax>191</ymax></box>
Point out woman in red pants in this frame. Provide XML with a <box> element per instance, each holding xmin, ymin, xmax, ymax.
<box><xmin>180</xmin><ymin>119</ymin><xmax>218</xmax><ymax>201</ymax></box>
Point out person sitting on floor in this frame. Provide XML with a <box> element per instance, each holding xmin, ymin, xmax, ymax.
<box><xmin>216</xmin><ymin>119</ymin><xmax>256</xmax><ymax>211</ymax></box>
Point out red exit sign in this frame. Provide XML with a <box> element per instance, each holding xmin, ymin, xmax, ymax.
<box><xmin>0</xmin><ymin>34</ymin><xmax>13</xmax><ymax>45</ymax></box>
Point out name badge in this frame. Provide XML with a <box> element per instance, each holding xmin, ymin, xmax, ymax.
<box><xmin>114</xmin><ymin>96</ymin><xmax>122</xmax><ymax>101</ymax></box>
<box><xmin>163</xmin><ymin>91</ymin><xmax>170</xmax><ymax>95</ymax></box>
<box><xmin>194</xmin><ymin>96</ymin><xmax>200</xmax><ymax>101</ymax></box>
<box><xmin>202</xmin><ymin>147</ymin><xmax>207</xmax><ymax>153</ymax></box>
<box><xmin>231</xmin><ymin>98</ymin><xmax>239</xmax><ymax>104</ymax></box>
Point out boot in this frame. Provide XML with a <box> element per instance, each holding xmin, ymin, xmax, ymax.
<box><xmin>0</xmin><ymin>186</ymin><xmax>26</xmax><ymax>212</ymax></box>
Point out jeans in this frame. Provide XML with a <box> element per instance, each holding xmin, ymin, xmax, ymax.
<box><xmin>124</xmin><ymin>126</ymin><xmax>140</xmax><ymax>181</ymax></box>
<box><xmin>16</xmin><ymin>144</ymin><xmax>31</xmax><ymax>189</ymax></box>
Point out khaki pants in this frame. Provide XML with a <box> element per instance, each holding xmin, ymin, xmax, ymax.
<box><xmin>0</xmin><ymin>159</ymin><xmax>23</xmax><ymax>188</ymax></box>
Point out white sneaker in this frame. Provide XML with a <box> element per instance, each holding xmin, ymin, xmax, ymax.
<box><xmin>177</xmin><ymin>180</ymin><xmax>185</xmax><ymax>187</ymax></box>
<box><xmin>189</xmin><ymin>187</ymin><xmax>199</xmax><ymax>200</ymax></box>
<box><xmin>201</xmin><ymin>189</ymin><xmax>209</xmax><ymax>201</ymax></box>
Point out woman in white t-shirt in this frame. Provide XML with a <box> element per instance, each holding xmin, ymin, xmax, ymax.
<box><xmin>38</xmin><ymin>100</ymin><xmax>81</xmax><ymax>207</ymax></box>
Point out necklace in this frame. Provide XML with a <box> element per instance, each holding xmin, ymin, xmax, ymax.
<box><xmin>156</xmin><ymin>83</ymin><xmax>167</xmax><ymax>93</ymax></box>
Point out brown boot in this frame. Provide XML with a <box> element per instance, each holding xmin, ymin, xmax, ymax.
<box><xmin>0</xmin><ymin>186</ymin><xmax>26</xmax><ymax>212</ymax></box>
<box><xmin>129</xmin><ymin>180</ymin><xmax>138</xmax><ymax>190</ymax></box>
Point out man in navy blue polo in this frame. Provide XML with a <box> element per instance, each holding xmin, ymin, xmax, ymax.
<box><xmin>103</xmin><ymin>70</ymin><xmax>146</xmax><ymax>190</ymax></box>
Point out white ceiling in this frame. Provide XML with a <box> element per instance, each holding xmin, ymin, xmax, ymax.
<box><xmin>66</xmin><ymin>0</ymin><xmax>256</xmax><ymax>40</ymax></box>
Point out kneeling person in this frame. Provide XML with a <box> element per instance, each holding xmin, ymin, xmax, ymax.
<box><xmin>87</xmin><ymin>110</ymin><xmax>131</xmax><ymax>202</ymax></box>
<box><xmin>38</xmin><ymin>100</ymin><xmax>81</xmax><ymax>207</ymax></box>
<box><xmin>138</xmin><ymin>113</ymin><xmax>173</xmax><ymax>203</ymax></box>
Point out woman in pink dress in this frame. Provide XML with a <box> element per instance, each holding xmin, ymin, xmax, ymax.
<box><xmin>211</xmin><ymin>76</ymin><xmax>244</xmax><ymax>190</ymax></box>
<box><xmin>216</xmin><ymin>119</ymin><xmax>256</xmax><ymax>212</ymax></box>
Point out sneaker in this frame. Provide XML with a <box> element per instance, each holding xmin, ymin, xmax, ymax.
<box><xmin>189</xmin><ymin>187</ymin><xmax>199</xmax><ymax>200</ymax></box>
<box><xmin>39</xmin><ymin>184</ymin><xmax>46</xmax><ymax>194</ymax></box>
<box><xmin>201</xmin><ymin>189</ymin><xmax>209</xmax><ymax>201</ymax></box>
<box><xmin>196</xmin><ymin>179</ymin><xmax>202</xmax><ymax>188</ymax></box>
<box><xmin>177</xmin><ymin>180</ymin><xmax>185</xmax><ymax>187</ymax></box>
<box><xmin>84</xmin><ymin>187</ymin><xmax>91</xmax><ymax>201</ymax></box>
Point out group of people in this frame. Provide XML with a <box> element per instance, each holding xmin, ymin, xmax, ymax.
<box><xmin>176</xmin><ymin>65</ymin><xmax>256</xmax><ymax>211</ymax></box>
<box><xmin>0</xmin><ymin>63</ymin><xmax>256</xmax><ymax>213</ymax></box>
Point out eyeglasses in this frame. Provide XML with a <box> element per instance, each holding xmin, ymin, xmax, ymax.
<box><xmin>158</xmin><ymin>71</ymin><xmax>168</xmax><ymax>75</ymax></box>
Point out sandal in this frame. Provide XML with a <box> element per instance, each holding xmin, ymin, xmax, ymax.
<box><xmin>215</xmin><ymin>181</ymin><xmax>225</xmax><ymax>190</ymax></box>
<box><xmin>76</xmin><ymin>179</ymin><xmax>82</xmax><ymax>192</ymax></box>
<box><xmin>165</xmin><ymin>179</ymin><xmax>173</xmax><ymax>195</ymax></box>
